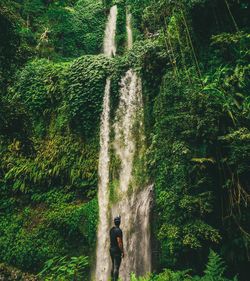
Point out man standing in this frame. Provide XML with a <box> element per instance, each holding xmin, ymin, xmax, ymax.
<box><xmin>110</xmin><ymin>216</ymin><xmax>124</xmax><ymax>281</ymax></box>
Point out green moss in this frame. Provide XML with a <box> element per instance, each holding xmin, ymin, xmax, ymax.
<box><xmin>109</xmin><ymin>179</ymin><xmax>120</xmax><ymax>204</ymax></box>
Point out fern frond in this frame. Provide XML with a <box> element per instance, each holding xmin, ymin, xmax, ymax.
<box><xmin>203</xmin><ymin>250</ymin><xmax>226</xmax><ymax>280</ymax></box>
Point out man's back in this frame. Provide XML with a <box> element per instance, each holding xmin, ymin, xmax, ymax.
<box><xmin>110</xmin><ymin>217</ymin><xmax>123</xmax><ymax>281</ymax></box>
<box><xmin>110</xmin><ymin>226</ymin><xmax>123</xmax><ymax>254</ymax></box>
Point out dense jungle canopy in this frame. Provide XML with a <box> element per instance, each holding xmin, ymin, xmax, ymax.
<box><xmin>0</xmin><ymin>0</ymin><xmax>249</xmax><ymax>280</ymax></box>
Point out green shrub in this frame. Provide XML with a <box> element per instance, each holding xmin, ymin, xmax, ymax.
<box><xmin>13</xmin><ymin>59</ymin><xmax>70</xmax><ymax>137</ymax></box>
<box><xmin>1</xmin><ymin>136</ymin><xmax>98</xmax><ymax>194</ymax></box>
<box><xmin>0</xmin><ymin>199</ymin><xmax>97</xmax><ymax>273</ymax></box>
<box><xmin>38</xmin><ymin>255</ymin><xmax>89</xmax><ymax>281</ymax></box>
<box><xmin>74</xmin><ymin>0</ymin><xmax>106</xmax><ymax>54</ymax></box>
<box><xmin>131</xmin><ymin>250</ymin><xmax>237</xmax><ymax>281</ymax></box>
<box><xmin>64</xmin><ymin>55</ymin><xmax>112</xmax><ymax>137</ymax></box>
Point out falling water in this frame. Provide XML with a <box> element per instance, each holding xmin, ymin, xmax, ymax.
<box><xmin>95</xmin><ymin>5</ymin><xmax>117</xmax><ymax>281</ymax></box>
<box><xmin>96</xmin><ymin>7</ymin><xmax>152</xmax><ymax>281</ymax></box>
<box><xmin>126</xmin><ymin>9</ymin><xmax>133</xmax><ymax>50</ymax></box>
<box><xmin>111</xmin><ymin>70</ymin><xmax>152</xmax><ymax>280</ymax></box>
<box><xmin>104</xmin><ymin>5</ymin><xmax>118</xmax><ymax>57</ymax></box>
<box><xmin>111</xmin><ymin>184</ymin><xmax>153</xmax><ymax>280</ymax></box>
<box><xmin>111</xmin><ymin>11</ymin><xmax>153</xmax><ymax>281</ymax></box>
<box><xmin>113</xmin><ymin>70</ymin><xmax>143</xmax><ymax>193</ymax></box>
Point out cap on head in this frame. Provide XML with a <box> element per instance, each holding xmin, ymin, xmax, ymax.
<box><xmin>114</xmin><ymin>216</ymin><xmax>121</xmax><ymax>226</ymax></box>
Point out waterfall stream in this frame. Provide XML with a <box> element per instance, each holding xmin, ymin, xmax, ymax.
<box><xmin>111</xmin><ymin>14</ymin><xmax>152</xmax><ymax>278</ymax></box>
<box><xmin>126</xmin><ymin>10</ymin><xmax>133</xmax><ymax>51</ymax></box>
<box><xmin>95</xmin><ymin>6</ymin><xmax>117</xmax><ymax>281</ymax></box>
<box><xmin>111</xmin><ymin>185</ymin><xmax>153</xmax><ymax>280</ymax></box>
<box><xmin>95</xmin><ymin>7</ymin><xmax>152</xmax><ymax>281</ymax></box>
<box><xmin>103</xmin><ymin>6</ymin><xmax>118</xmax><ymax>57</ymax></box>
<box><xmin>113</xmin><ymin>69</ymin><xmax>143</xmax><ymax>193</ymax></box>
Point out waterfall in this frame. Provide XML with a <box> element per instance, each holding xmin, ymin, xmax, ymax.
<box><xmin>126</xmin><ymin>9</ymin><xmax>133</xmax><ymax>50</ymax></box>
<box><xmin>95</xmin><ymin>5</ymin><xmax>117</xmax><ymax>281</ymax></box>
<box><xmin>104</xmin><ymin>5</ymin><xmax>118</xmax><ymax>57</ymax></box>
<box><xmin>95</xmin><ymin>7</ymin><xmax>152</xmax><ymax>281</ymax></box>
<box><xmin>113</xmin><ymin>70</ymin><xmax>142</xmax><ymax>193</ymax></box>
<box><xmin>111</xmin><ymin>185</ymin><xmax>153</xmax><ymax>280</ymax></box>
<box><xmin>111</xmin><ymin>11</ymin><xmax>152</xmax><ymax>281</ymax></box>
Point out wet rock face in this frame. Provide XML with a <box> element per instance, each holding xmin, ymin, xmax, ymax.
<box><xmin>0</xmin><ymin>264</ymin><xmax>38</xmax><ymax>281</ymax></box>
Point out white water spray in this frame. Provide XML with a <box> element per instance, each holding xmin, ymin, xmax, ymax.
<box><xmin>95</xmin><ymin>5</ymin><xmax>117</xmax><ymax>281</ymax></box>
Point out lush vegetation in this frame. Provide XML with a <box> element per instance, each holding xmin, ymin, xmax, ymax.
<box><xmin>0</xmin><ymin>0</ymin><xmax>249</xmax><ymax>280</ymax></box>
<box><xmin>131</xmin><ymin>250</ymin><xmax>237</xmax><ymax>281</ymax></box>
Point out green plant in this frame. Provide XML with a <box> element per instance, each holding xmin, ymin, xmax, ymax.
<box><xmin>131</xmin><ymin>250</ymin><xmax>237</xmax><ymax>281</ymax></box>
<box><xmin>38</xmin><ymin>255</ymin><xmax>89</xmax><ymax>281</ymax></box>
<box><xmin>199</xmin><ymin>250</ymin><xmax>238</xmax><ymax>281</ymax></box>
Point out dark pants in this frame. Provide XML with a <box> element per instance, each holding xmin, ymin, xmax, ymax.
<box><xmin>110</xmin><ymin>250</ymin><xmax>122</xmax><ymax>281</ymax></box>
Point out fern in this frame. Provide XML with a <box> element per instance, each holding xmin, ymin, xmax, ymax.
<box><xmin>204</xmin><ymin>250</ymin><xmax>226</xmax><ymax>279</ymax></box>
<box><xmin>128</xmin><ymin>251</ymin><xmax>239</xmax><ymax>281</ymax></box>
<box><xmin>201</xmin><ymin>250</ymin><xmax>238</xmax><ymax>281</ymax></box>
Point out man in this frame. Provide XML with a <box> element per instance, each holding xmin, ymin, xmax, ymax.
<box><xmin>110</xmin><ymin>216</ymin><xmax>124</xmax><ymax>281</ymax></box>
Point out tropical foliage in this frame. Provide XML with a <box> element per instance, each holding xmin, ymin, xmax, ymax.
<box><xmin>0</xmin><ymin>0</ymin><xmax>249</xmax><ymax>280</ymax></box>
